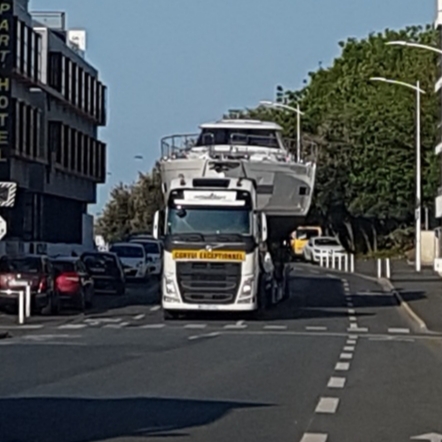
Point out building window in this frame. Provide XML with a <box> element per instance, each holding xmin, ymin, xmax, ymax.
<box><xmin>69</xmin><ymin>128</ymin><xmax>76</xmax><ymax>171</ymax></box>
<box><xmin>35</xmin><ymin>33</ymin><xmax>42</xmax><ymax>82</ymax></box>
<box><xmin>33</xmin><ymin>109</ymin><xmax>40</xmax><ymax>159</ymax></box>
<box><xmin>64</xmin><ymin>58</ymin><xmax>71</xmax><ymax>101</ymax></box>
<box><xmin>22</xmin><ymin>23</ymin><xmax>28</xmax><ymax>76</ymax></box>
<box><xmin>79</xmin><ymin>68</ymin><xmax>84</xmax><ymax>111</ymax></box>
<box><xmin>90</xmin><ymin>78</ymin><xmax>96</xmax><ymax>118</ymax></box>
<box><xmin>15</xmin><ymin>100</ymin><xmax>21</xmax><ymax>153</ymax></box>
<box><xmin>27</xmin><ymin>27</ymin><xmax>34</xmax><ymax>78</ymax></box>
<box><xmin>85</xmin><ymin>74</ymin><xmax>90</xmax><ymax>113</ymax></box>
<box><xmin>76</xmin><ymin>131</ymin><xmax>82</xmax><ymax>172</ymax></box>
<box><xmin>72</xmin><ymin>63</ymin><xmax>78</xmax><ymax>106</ymax></box>
<box><xmin>99</xmin><ymin>142</ymin><xmax>106</xmax><ymax>181</ymax></box>
<box><xmin>48</xmin><ymin>52</ymin><xmax>62</xmax><ymax>92</ymax></box>
<box><xmin>84</xmin><ymin>136</ymin><xmax>90</xmax><ymax>175</ymax></box>
<box><xmin>63</xmin><ymin>124</ymin><xmax>70</xmax><ymax>169</ymax></box>
<box><xmin>15</xmin><ymin>19</ymin><xmax>22</xmax><ymax>72</ymax></box>
<box><xmin>28</xmin><ymin>107</ymin><xmax>34</xmax><ymax>157</ymax></box>
<box><xmin>49</xmin><ymin>121</ymin><xmax>62</xmax><ymax>164</ymax></box>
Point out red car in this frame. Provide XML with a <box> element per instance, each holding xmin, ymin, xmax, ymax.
<box><xmin>51</xmin><ymin>257</ymin><xmax>94</xmax><ymax>311</ymax></box>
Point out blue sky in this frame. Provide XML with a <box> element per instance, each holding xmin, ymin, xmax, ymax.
<box><xmin>31</xmin><ymin>0</ymin><xmax>434</xmax><ymax>214</ymax></box>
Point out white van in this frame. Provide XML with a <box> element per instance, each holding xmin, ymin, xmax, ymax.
<box><xmin>129</xmin><ymin>239</ymin><xmax>162</xmax><ymax>276</ymax></box>
<box><xmin>109</xmin><ymin>242</ymin><xmax>148</xmax><ymax>279</ymax></box>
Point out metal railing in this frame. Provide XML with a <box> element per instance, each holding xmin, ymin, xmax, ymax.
<box><xmin>160</xmin><ymin>133</ymin><xmax>318</xmax><ymax>164</ymax></box>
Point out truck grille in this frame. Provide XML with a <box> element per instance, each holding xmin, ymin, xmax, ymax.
<box><xmin>176</xmin><ymin>262</ymin><xmax>241</xmax><ymax>304</ymax></box>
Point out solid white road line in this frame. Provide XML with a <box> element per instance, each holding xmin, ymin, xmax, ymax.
<box><xmin>0</xmin><ymin>324</ymin><xmax>44</xmax><ymax>330</ymax></box>
<box><xmin>300</xmin><ymin>434</ymin><xmax>328</xmax><ymax>442</ymax></box>
<box><xmin>150</xmin><ymin>305</ymin><xmax>161</xmax><ymax>312</ymax></box>
<box><xmin>188</xmin><ymin>332</ymin><xmax>220</xmax><ymax>341</ymax></box>
<box><xmin>305</xmin><ymin>326</ymin><xmax>327</xmax><ymax>331</ymax></box>
<box><xmin>335</xmin><ymin>362</ymin><xmax>350</xmax><ymax>371</ymax></box>
<box><xmin>388</xmin><ymin>328</ymin><xmax>410</xmax><ymax>334</ymax></box>
<box><xmin>327</xmin><ymin>376</ymin><xmax>346</xmax><ymax>388</ymax></box>
<box><xmin>340</xmin><ymin>352</ymin><xmax>353</xmax><ymax>360</ymax></box>
<box><xmin>343</xmin><ymin>346</ymin><xmax>355</xmax><ymax>352</ymax></box>
<box><xmin>184</xmin><ymin>324</ymin><xmax>207</xmax><ymax>329</ymax></box>
<box><xmin>315</xmin><ymin>397</ymin><xmax>339</xmax><ymax>414</ymax></box>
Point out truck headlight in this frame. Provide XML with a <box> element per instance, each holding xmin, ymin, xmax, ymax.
<box><xmin>163</xmin><ymin>275</ymin><xmax>180</xmax><ymax>302</ymax></box>
<box><xmin>238</xmin><ymin>276</ymin><xmax>254</xmax><ymax>300</ymax></box>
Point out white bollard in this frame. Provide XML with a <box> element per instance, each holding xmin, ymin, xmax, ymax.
<box><xmin>344</xmin><ymin>254</ymin><xmax>349</xmax><ymax>272</ymax></box>
<box><xmin>18</xmin><ymin>290</ymin><xmax>24</xmax><ymax>325</ymax></box>
<box><xmin>385</xmin><ymin>258</ymin><xmax>391</xmax><ymax>279</ymax></box>
<box><xmin>350</xmin><ymin>254</ymin><xmax>355</xmax><ymax>273</ymax></box>
<box><xmin>25</xmin><ymin>284</ymin><xmax>31</xmax><ymax>318</ymax></box>
<box><xmin>377</xmin><ymin>258</ymin><xmax>382</xmax><ymax>278</ymax></box>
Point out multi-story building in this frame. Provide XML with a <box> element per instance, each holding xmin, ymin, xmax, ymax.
<box><xmin>0</xmin><ymin>0</ymin><xmax>106</xmax><ymax>251</ymax></box>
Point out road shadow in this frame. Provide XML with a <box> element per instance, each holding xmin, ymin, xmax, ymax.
<box><xmin>0</xmin><ymin>396</ymin><xmax>269</xmax><ymax>442</ymax></box>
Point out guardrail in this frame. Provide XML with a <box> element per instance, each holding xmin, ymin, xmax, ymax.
<box><xmin>318</xmin><ymin>251</ymin><xmax>355</xmax><ymax>273</ymax></box>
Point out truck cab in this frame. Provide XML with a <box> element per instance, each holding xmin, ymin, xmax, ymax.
<box><xmin>153</xmin><ymin>176</ymin><xmax>274</xmax><ymax>319</ymax></box>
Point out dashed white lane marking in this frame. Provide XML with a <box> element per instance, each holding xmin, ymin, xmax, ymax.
<box><xmin>388</xmin><ymin>328</ymin><xmax>410</xmax><ymax>334</ymax></box>
<box><xmin>343</xmin><ymin>346</ymin><xmax>355</xmax><ymax>352</ymax></box>
<box><xmin>305</xmin><ymin>326</ymin><xmax>327</xmax><ymax>331</ymax></box>
<box><xmin>133</xmin><ymin>314</ymin><xmax>145</xmax><ymax>320</ymax></box>
<box><xmin>184</xmin><ymin>324</ymin><xmax>207</xmax><ymax>329</ymax></box>
<box><xmin>264</xmin><ymin>325</ymin><xmax>288</xmax><ymax>330</ymax></box>
<box><xmin>150</xmin><ymin>305</ymin><xmax>161</xmax><ymax>312</ymax></box>
<box><xmin>348</xmin><ymin>309</ymin><xmax>355</xmax><ymax>314</ymax></box>
<box><xmin>0</xmin><ymin>324</ymin><xmax>44</xmax><ymax>330</ymax></box>
<box><xmin>300</xmin><ymin>433</ymin><xmax>328</xmax><ymax>442</ymax></box>
<box><xmin>224</xmin><ymin>321</ymin><xmax>247</xmax><ymax>329</ymax></box>
<box><xmin>104</xmin><ymin>322</ymin><xmax>129</xmax><ymax>329</ymax></box>
<box><xmin>348</xmin><ymin>325</ymin><xmax>368</xmax><ymax>332</ymax></box>
<box><xmin>346</xmin><ymin>302</ymin><xmax>354</xmax><ymax>307</ymax></box>
<box><xmin>349</xmin><ymin>316</ymin><xmax>357</xmax><ymax>321</ymax></box>
<box><xmin>58</xmin><ymin>324</ymin><xmax>87</xmax><ymax>330</ymax></box>
<box><xmin>188</xmin><ymin>332</ymin><xmax>220</xmax><ymax>341</ymax></box>
<box><xmin>335</xmin><ymin>362</ymin><xmax>350</xmax><ymax>371</ymax></box>
<box><xmin>347</xmin><ymin>339</ymin><xmax>357</xmax><ymax>345</ymax></box>
<box><xmin>327</xmin><ymin>376</ymin><xmax>346</xmax><ymax>388</ymax></box>
<box><xmin>315</xmin><ymin>397</ymin><xmax>339</xmax><ymax>414</ymax></box>
<box><xmin>340</xmin><ymin>352</ymin><xmax>353</xmax><ymax>360</ymax></box>
<box><xmin>140</xmin><ymin>324</ymin><xmax>165</xmax><ymax>329</ymax></box>
<box><xmin>348</xmin><ymin>335</ymin><xmax>358</xmax><ymax>340</ymax></box>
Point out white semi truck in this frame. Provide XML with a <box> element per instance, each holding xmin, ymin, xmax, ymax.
<box><xmin>152</xmin><ymin>175</ymin><xmax>282</xmax><ymax>319</ymax></box>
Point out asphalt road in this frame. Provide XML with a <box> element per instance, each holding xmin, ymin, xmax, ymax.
<box><xmin>1</xmin><ymin>264</ymin><xmax>442</xmax><ymax>442</ymax></box>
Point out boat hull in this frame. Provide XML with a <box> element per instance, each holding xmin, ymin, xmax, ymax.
<box><xmin>159</xmin><ymin>158</ymin><xmax>316</xmax><ymax>217</ymax></box>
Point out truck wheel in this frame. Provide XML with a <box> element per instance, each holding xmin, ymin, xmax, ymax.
<box><xmin>163</xmin><ymin>310</ymin><xmax>179</xmax><ymax>320</ymax></box>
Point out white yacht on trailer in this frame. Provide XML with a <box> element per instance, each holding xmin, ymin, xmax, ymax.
<box><xmin>159</xmin><ymin>119</ymin><xmax>317</xmax><ymax>217</ymax></box>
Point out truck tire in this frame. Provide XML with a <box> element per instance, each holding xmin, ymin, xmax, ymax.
<box><xmin>163</xmin><ymin>309</ymin><xmax>179</xmax><ymax>320</ymax></box>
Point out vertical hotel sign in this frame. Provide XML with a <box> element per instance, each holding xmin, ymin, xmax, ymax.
<box><xmin>0</xmin><ymin>0</ymin><xmax>13</xmax><ymax>163</ymax></box>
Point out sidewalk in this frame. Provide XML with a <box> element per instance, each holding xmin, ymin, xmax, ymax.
<box><xmin>355</xmin><ymin>258</ymin><xmax>442</xmax><ymax>333</ymax></box>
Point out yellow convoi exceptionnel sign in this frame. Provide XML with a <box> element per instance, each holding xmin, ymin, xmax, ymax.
<box><xmin>172</xmin><ymin>250</ymin><xmax>245</xmax><ymax>261</ymax></box>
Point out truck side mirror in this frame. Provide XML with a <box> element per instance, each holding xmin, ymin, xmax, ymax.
<box><xmin>153</xmin><ymin>210</ymin><xmax>160</xmax><ymax>239</ymax></box>
<box><xmin>261</xmin><ymin>212</ymin><xmax>268</xmax><ymax>242</ymax></box>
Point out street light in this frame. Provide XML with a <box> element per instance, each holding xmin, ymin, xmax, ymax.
<box><xmin>386</xmin><ymin>41</ymin><xmax>442</xmax><ymax>92</ymax></box>
<box><xmin>259</xmin><ymin>100</ymin><xmax>304</xmax><ymax>162</ymax></box>
<box><xmin>370</xmin><ymin>76</ymin><xmax>426</xmax><ymax>272</ymax></box>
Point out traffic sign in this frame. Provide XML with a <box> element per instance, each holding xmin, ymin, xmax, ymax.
<box><xmin>0</xmin><ymin>215</ymin><xmax>7</xmax><ymax>240</ymax></box>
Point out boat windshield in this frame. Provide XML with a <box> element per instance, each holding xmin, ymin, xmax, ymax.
<box><xmin>167</xmin><ymin>207</ymin><xmax>251</xmax><ymax>235</ymax></box>
<box><xmin>195</xmin><ymin>129</ymin><xmax>280</xmax><ymax>148</ymax></box>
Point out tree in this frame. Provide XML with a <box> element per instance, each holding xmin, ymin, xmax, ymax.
<box><xmin>96</xmin><ymin>165</ymin><xmax>163</xmax><ymax>242</ymax></box>
<box><xmin>238</xmin><ymin>25</ymin><xmax>440</xmax><ymax>253</ymax></box>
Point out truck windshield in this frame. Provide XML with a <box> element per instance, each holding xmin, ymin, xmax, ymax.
<box><xmin>167</xmin><ymin>208</ymin><xmax>251</xmax><ymax>235</ymax></box>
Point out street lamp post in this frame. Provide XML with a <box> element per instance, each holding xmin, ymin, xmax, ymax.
<box><xmin>370</xmin><ymin>77</ymin><xmax>426</xmax><ymax>272</ymax></box>
<box><xmin>259</xmin><ymin>100</ymin><xmax>304</xmax><ymax>162</ymax></box>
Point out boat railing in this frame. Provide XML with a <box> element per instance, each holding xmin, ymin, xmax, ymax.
<box><xmin>160</xmin><ymin>133</ymin><xmax>318</xmax><ymax>164</ymax></box>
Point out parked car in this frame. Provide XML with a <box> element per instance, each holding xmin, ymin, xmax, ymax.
<box><xmin>109</xmin><ymin>242</ymin><xmax>148</xmax><ymax>279</ymax></box>
<box><xmin>0</xmin><ymin>254</ymin><xmax>59</xmax><ymax>314</ymax></box>
<box><xmin>129</xmin><ymin>238</ymin><xmax>163</xmax><ymax>277</ymax></box>
<box><xmin>51</xmin><ymin>257</ymin><xmax>94</xmax><ymax>311</ymax></box>
<box><xmin>303</xmin><ymin>236</ymin><xmax>346</xmax><ymax>263</ymax></box>
<box><xmin>81</xmin><ymin>251</ymin><xmax>126</xmax><ymax>295</ymax></box>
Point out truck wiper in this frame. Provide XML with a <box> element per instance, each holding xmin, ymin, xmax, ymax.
<box><xmin>171</xmin><ymin>233</ymin><xmax>205</xmax><ymax>242</ymax></box>
<box><xmin>204</xmin><ymin>233</ymin><xmax>246</xmax><ymax>243</ymax></box>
